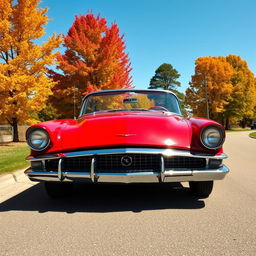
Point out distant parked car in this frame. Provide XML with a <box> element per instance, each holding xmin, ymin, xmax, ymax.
<box><xmin>25</xmin><ymin>89</ymin><xmax>229</xmax><ymax>198</ymax></box>
<box><xmin>251</xmin><ymin>121</ymin><xmax>256</xmax><ymax>130</ymax></box>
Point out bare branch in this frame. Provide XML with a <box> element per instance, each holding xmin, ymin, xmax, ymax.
<box><xmin>4</xmin><ymin>51</ymin><xmax>9</xmax><ymax>63</ymax></box>
<box><xmin>0</xmin><ymin>51</ymin><xmax>8</xmax><ymax>63</ymax></box>
<box><xmin>6</xmin><ymin>118</ymin><xmax>12</xmax><ymax>125</ymax></box>
<box><xmin>10</xmin><ymin>46</ymin><xmax>14</xmax><ymax>59</ymax></box>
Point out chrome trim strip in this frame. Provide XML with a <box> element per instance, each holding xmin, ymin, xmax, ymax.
<box><xmin>25</xmin><ymin>170</ymin><xmax>58</xmax><ymax>176</ymax></box>
<box><xmin>94</xmin><ymin>172</ymin><xmax>158</xmax><ymax>176</ymax></box>
<box><xmin>42</xmin><ymin>160</ymin><xmax>46</xmax><ymax>171</ymax></box>
<box><xmin>165</xmin><ymin>169</ymin><xmax>192</xmax><ymax>176</ymax></box>
<box><xmin>27</xmin><ymin>155</ymin><xmax>61</xmax><ymax>161</ymax></box>
<box><xmin>83</xmin><ymin>89</ymin><xmax>177</xmax><ymax>97</ymax></box>
<box><xmin>64</xmin><ymin>172</ymin><xmax>90</xmax><ymax>178</ymax></box>
<box><xmin>88</xmin><ymin>170</ymin><xmax>157</xmax><ymax>175</ymax></box>
<box><xmin>58</xmin><ymin>158</ymin><xmax>63</xmax><ymax>181</ymax></box>
<box><xmin>26</xmin><ymin>148</ymin><xmax>228</xmax><ymax>161</ymax></box>
<box><xmin>90</xmin><ymin>158</ymin><xmax>95</xmax><ymax>182</ymax></box>
<box><xmin>25</xmin><ymin>165</ymin><xmax>229</xmax><ymax>183</ymax></box>
<box><xmin>116</xmin><ymin>134</ymin><xmax>136</xmax><ymax>137</ymax></box>
<box><xmin>160</xmin><ymin>155</ymin><xmax>165</xmax><ymax>182</ymax></box>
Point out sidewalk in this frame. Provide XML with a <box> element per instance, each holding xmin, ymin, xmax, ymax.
<box><xmin>0</xmin><ymin>168</ymin><xmax>35</xmax><ymax>203</ymax></box>
<box><xmin>0</xmin><ymin>168</ymin><xmax>28</xmax><ymax>189</ymax></box>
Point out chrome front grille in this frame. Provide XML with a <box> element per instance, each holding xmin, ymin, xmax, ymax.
<box><xmin>164</xmin><ymin>156</ymin><xmax>206</xmax><ymax>169</ymax></box>
<box><xmin>45</xmin><ymin>159</ymin><xmax>59</xmax><ymax>171</ymax></box>
<box><xmin>64</xmin><ymin>156</ymin><xmax>92</xmax><ymax>172</ymax></box>
<box><xmin>42</xmin><ymin>154</ymin><xmax>206</xmax><ymax>173</ymax></box>
<box><xmin>43</xmin><ymin>157</ymin><xmax>92</xmax><ymax>172</ymax></box>
<box><xmin>95</xmin><ymin>154</ymin><xmax>161</xmax><ymax>173</ymax></box>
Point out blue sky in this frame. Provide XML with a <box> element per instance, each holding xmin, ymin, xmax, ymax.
<box><xmin>40</xmin><ymin>0</ymin><xmax>256</xmax><ymax>93</ymax></box>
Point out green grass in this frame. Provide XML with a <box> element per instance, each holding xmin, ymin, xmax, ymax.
<box><xmin>0</xmin><ymin>142</ymin><xmax>30</xmax><ymax>175</ymax></box>
<box><xmin>226</xmin><ymin>129</ymin><xmax>251</xmax><ymax>132</ymax></box>
<box><xmin>249</xmin><ymin>132</ymin><xmax>256</xmax><ymax>138</ymax></box>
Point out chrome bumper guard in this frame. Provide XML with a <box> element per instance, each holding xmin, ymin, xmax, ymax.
<box><xmin>25</xmin><ymin>148</ymin><xmax>229</xmax><ymax>183</ymax></box>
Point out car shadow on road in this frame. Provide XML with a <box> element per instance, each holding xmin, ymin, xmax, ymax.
<box><xmin>0</xmin><ymin>182</ymin><xmax>205</xmax><ymax>213</ymax></box>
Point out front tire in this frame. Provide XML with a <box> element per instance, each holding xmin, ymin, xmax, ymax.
<box><xmin>189</xmin><ymin>181</ymin><xmax>213</xmax><ymax>198</ymax></box>
<box><xmin>44</xmin><ymin>182</ymin><xmax>74</xmax><ymax>198</ymax></box>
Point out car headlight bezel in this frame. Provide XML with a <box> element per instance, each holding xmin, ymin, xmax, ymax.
<box><xmin>27</xmin><ymin>127</ymin><xmax>50</xmax><ymax>151</ymax></box>
<box><xmin>200</xmin><ymin>125</ymin><xmax>225</xmax><ymax>150</ymax></box>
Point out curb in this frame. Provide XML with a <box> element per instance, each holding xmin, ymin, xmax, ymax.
<box><xmin>0</xmin><ymin>168</ymin><xmax>28</xmax><ymax>189</ymax></box>
<box><xmin>249</xmin><ymin>133</ymin><xmax>256</xmax><ymax>139</ymax></box>
<box><xmin>249</xmin><ymin>132</ymin><xmax>256</xmax><ymax>139</ymax></box>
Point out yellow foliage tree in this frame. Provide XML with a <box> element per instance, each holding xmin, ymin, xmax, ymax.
<box><xmin>225</xmin><ymin>55</ymin><xmax>256</xmax><ymax>128</ymax></box>
<box><xmin>185</xmin><ymin>57</ymin><xmax>233</xmax><ymax>121</ymax></box>
<box><xmin>186</xmin><ymin>55</ymin><xmax>256</xmax><ymax>128</ymax></box>
<box><xmin>0</xmin><ymin>0</ymin><xmax>62</xmax><ymax>141</ymax></box>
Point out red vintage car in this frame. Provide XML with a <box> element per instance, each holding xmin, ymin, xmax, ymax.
<box><xmin>25</xmin><ymin>89</ymin><xmax>229</xmax><ymax>198</ymax></box>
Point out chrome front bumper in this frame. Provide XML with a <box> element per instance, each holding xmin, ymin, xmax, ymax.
<box><xmin>25</xmin><ymin>148</ymin><xmax>230</xmax><ymax>183</ymax></box>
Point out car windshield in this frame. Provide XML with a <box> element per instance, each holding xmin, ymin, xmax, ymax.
<box><xmin>80</xmin><ymin>90</ymin><xmax>181</xmax><ymax>115</ymax></box>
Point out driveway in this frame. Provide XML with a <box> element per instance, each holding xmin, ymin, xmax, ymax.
<box><xmin>0</xmin><ymin>131</ymin><xmax>255</xmax><ymax>255</ymax></box>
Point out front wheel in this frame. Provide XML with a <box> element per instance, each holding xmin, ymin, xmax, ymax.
<box><xmin>189</xmin><ymin>181</ymin><xmax>214</xmax><ymax>198</ymax></box>
<box><xmin>44</xmin><ymin>182</ymin><xmax>74</xmax><ymax>198</ymax></box>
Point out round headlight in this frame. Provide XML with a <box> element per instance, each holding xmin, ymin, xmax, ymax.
<box><xmin>200</xmin><ymin>125</ymin><xmax>224</xmax><ymax>149</ymax></box>
<box><xmin>27</xmin><ymin>128</ymin><xmax>50</xmax><ymax>151</ymax></box>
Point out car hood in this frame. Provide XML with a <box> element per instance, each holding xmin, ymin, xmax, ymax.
<box><xmin>45</xmin><ymin>111</ymin><xmax>192</xmax><ymax>153</ymax></box>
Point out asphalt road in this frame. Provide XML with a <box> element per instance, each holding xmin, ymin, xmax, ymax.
<box><xmin>0</xmin><ymin>131</ymin><xmax>255</xmax><ymax>256</ymax></box>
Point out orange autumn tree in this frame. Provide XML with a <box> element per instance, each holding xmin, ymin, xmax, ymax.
<box><xmin>50</xmin><ymin>13</ymin><xmax>132</xmax><ymax>118</ymax></box>
<box><xmin>185</xmin><ymin>57</ymin><xmax>233</xmax><ymax>122</ymax></box>
<box><xmin>0</xmin><ymin>0</ymin><xmax>62</xmax><ymax>141</ymax></box>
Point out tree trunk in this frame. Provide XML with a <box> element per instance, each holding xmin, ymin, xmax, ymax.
<box><xmin>12</xmin><ymin>118</ymin><xmax>19</xmax><ymax>142</ymax></box>
<box><xmin>220</xmin><ymin>113</ymin><xmax>225</xmax><ymax>126</ymax></box>
<box><xmin>225</xmin><ymin>117</ymin><xmax>230</xmax><ymax>130</ymax></box>
<box><xmin>241</xmin><ymin>119</ymin><xmax>246</xmax><ymax>128</ymax></box>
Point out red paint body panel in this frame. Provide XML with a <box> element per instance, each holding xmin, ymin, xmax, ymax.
<box><xmin>63</xmin><ymin>112</ymin><xmax>191</xmax><ymax>151</ymax></box>
<box><xmin>28</xmin><ymin>110</ymin><xmax>225</xmax><ymax>157</ymax></box>
<box><xmin>29</xmin><ymin>111</ymin><xmax>191</xmax><ymax>155</ymax></box>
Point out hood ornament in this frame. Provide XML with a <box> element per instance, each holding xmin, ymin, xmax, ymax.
<box><xmin>116</xmin><ymin>134</ymin><xmax>137</xmax><ymax>137</ymax></box>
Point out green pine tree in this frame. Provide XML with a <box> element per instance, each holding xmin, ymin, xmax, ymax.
<box><xmin>149</xmin><ymin>63</ymin><xmax>181</xmax><ymax>90</ymax></box>
<box><xmin>148</xmin><ymin>63</ymin><xmax>188</xmax><ymax>115</ymax></box>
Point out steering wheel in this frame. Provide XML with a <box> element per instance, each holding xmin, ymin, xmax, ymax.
<box><xmin>149</xmin><ymin>106</ymin><xmax>169</xmax><ymax>112</ymax></box>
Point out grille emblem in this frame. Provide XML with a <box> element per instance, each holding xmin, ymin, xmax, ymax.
<box><xmin>121</xmin><ymin>155</ymin><xmax>133</xmax><ymax>167</ymax></box>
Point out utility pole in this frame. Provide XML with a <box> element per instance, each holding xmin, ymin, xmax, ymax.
<box><xmin>206</xmin><ymin>96</ymin><xmax>209</xmax><ymax>119</ymax></box>
<box><xmin>203</xmin><ymin>76</ymin><xmax>210</xmax><ymax>119</ymax></box>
